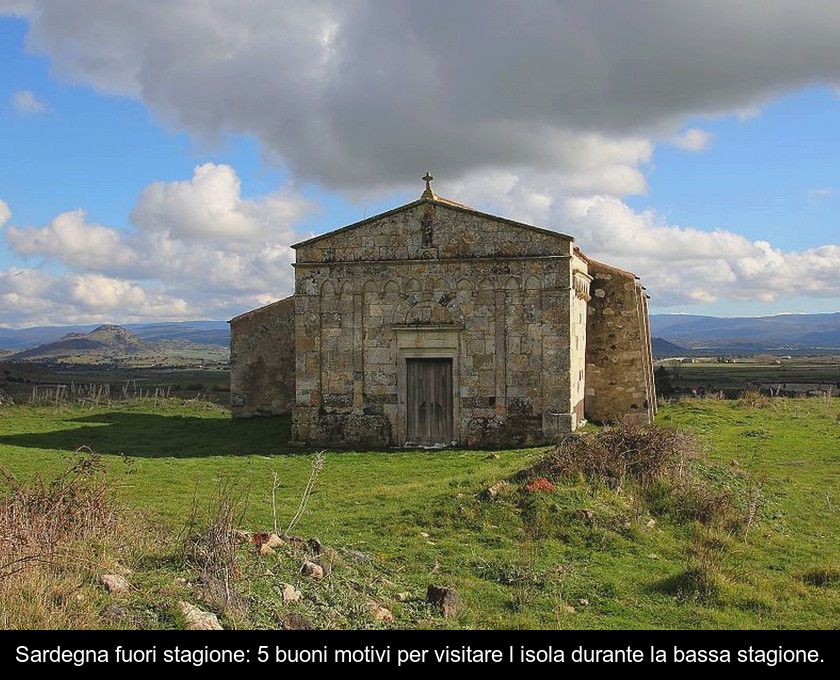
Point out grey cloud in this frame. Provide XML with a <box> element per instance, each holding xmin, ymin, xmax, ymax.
<box><xmin>8</xmin><ymin>1</ymin><xmax>840</xmax><ymax>190</ymax></box>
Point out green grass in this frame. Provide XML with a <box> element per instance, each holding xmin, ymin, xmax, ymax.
<box><xmin>0</xmin><ymin>397</ymin><xmax>838</xmax><ymax>629</ymax></box>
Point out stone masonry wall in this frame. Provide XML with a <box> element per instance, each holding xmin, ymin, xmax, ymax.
<box><xmin>291</xmin><ymin>200</ymin><xmax>578</xmax><ymax>448</ymax></box>
<box><xmin>584</xmin><ymin>258</ymin><xmax>656</xmax><ymax>423</ymax></box>
<box><xmin>230</xmin><ymin>296</ymin><xmax>295</xmax><ymax>417</ymax></box>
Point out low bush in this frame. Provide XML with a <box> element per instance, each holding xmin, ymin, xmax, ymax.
<box><xmin>738</xmin><ymin>390</ymin><xmax>772</xmax><ymax>409</ymax></box>
<box><xmin>182</xmin><ymin>489</ymin><xmax>247</xmax><ymax>617</ymax></box>
<box><xmin>0</xmin><ymin>450</ymin><xmax>121</xmax><ymax>628</ymax></box>
<box><xmin>525</xmin><ymin>418</ymin><xmax>697</xmax><ymax>489</ymax></box>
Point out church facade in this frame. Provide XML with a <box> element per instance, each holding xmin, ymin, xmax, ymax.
<box><xmin>230</xmin><ymin>180</ymin><xmax>655</xmax><ymax>449</ymax></box>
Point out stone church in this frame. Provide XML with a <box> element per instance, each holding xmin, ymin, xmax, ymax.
<box><xmin>230</xmin><ymin>175</ymin><xmax>655</xmax><ymax>449</ymax></box>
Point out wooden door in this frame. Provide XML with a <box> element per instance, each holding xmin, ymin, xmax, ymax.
<box><xmin>406</xmin><ymin>358</ymin><xmax>453</xmax><ymax>447</ymax></box>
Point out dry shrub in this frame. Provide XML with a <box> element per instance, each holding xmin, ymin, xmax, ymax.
<box><xmin>528</xmin><ymin>417</ymin><xmax>697</xmax><ymax>489</ymax></box>
<box><xmin>738</xmin><ymin>390</ymin><xmax>772</xmax><ymax>408</ymax></box>
<box><xmin>0</xmin><ymin>450</ymin><xmax>115</xmax><ymax>579</ymax></box>
<box><xmin>182</xmin><ymin>489</ymin><xmax>247</xmax><ymax>616</ymax></box>
<box><xmin>0</xmin><ymin>449</ymin><xmax>118</xmax><ymax>628</ymax></box>
<box><xmin>650</xmin><ymin>479</ymin><xmax>735</xmax><ymax>526</ymax></box>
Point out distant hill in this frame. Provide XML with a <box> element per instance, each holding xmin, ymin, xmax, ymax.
<box><xmin>651</xmin><ymin>337</ymin><xmax>688</xmax><ymax>358</ymax></box>
<box><xmin>650</xmin><ymin>312</ymin><xmax>840</xmax><ymax>352</ymax></box>
<box><xmin>11</xmin><ymin>325</ymin><xmax>143</xmax><ymax>361</ymax></box>
<box><xmin>7</xmin><ymin>324</ymin><xmax>228</xmax><ymax>367</ymax></box>
<box><xmin>0</xmin><ymin>320</ymin><xmax>230</xmax><ymax>351</ymax></box>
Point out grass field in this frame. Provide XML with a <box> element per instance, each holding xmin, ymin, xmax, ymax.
<box><xmin>657</xmin><ymin>360</ymin><xmax>840</xmax><ymax>396</ymax></box>
<box><xmin>0</xmin><ymin>397</ymin><xmax>838</xmax><ymax>629</ymax></box>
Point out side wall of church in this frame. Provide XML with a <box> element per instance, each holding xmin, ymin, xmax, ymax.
<box><xmin>569</xmin><ymin>252</ymin><xmax>591</xmax><ymax>424</ymax></box>
<box><xmin>584</xmin><ymin>260</ymin><xmax>656</xmax><ymax>423</ymax></box>
<box><xmin>230</xmin><ymin>296</ymin><xmax>296</xmax><ymax>417</ymax></box>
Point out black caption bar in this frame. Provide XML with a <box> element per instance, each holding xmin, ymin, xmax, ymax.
<box><xmin>1</xmin><ymin>630</ymin><xmax>836</xmax><ymax>673</ymax></box>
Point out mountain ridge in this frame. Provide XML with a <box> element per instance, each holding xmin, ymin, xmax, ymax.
<box><xmin>6</xmin><ymin>323</ymin><xmax>228</xmax><ymax>367</ymax></box>
<box><xmin>650</xmin><ymin>311</ymin><xmax>840</xmax><ymax>350</ymax></box>
<box><xmin>2</xmin><ymin>312</ymin><xmax>839</xmax><ymax>354</ymax></box>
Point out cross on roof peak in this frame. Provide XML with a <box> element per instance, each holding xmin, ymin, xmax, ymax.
<box><xmin>421</xmin><ymin>171</ymin><xmax>436</xmax><ymax>199</ymax></box>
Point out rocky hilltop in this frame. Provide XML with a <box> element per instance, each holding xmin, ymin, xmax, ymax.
<box><xmin>8</xmin><ymin>324</ymin><xmax>227</xmax><ymax>368</ymax></box>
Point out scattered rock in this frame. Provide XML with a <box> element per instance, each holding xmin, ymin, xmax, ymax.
<box><xmin>731</xmin><ymin>459</ymin><xmax>741</xmax><ymax>467</ymax></box>
<box><xmin>259</xmin><ymin>542</ymin><xmax>276</xmax><ymax>556</ymax></box>
<box><xmin>560</xmin><ymin>604</ymin><xmax>576</xmax><ymax>614</ymax></box>
<box><xmin>395</xmin><ymin>591</ymin><xmax>412</xmax><ymax>602</ymax></box>
<box><xmin>266</xmin><ymin>533</ymin><xmax>284</xmax><ymax>549</ymax></box>
<box><xmin>251</xmin><ymin>532</ymin><xmax>270</xmax><ymax>546</ymax></box>
<box><xmin>647</xmin><ymin>553</ymin><xmax>660</xmax><ymax>560</ymax></box>
<box><xmin>234</xmin><ymin>529</ymin><xmax>252</xmax><ymax>544</ymax></box>
<box><xmin>368</xmin><ymin>602</ymin><xmax>395</xmax><ymax>623</ymax></box>
<box><xmin>308</xmin><ymin>537</ymin><xmax>325</xmax><ymax>554</ymax></box>
<box><xmin>281</xmin><ymin>583</ymin><xmax>301</xmax><ymax>603</ymax></box>
<box><xmin>178</xmin><ymin>601</ymin><xmax>223</xmax><ymax>630</ymax></box>
<box><xmin>524</xmin><ymin>477</ymin><xmax>556</xmax><ymax>493</ymax></box>
<box><xmin>645</xmin><ymin>518</ymin><xmax>657</xmax><ymax>529</ymax></box>
<box><xmin>426</xmin><ymin>585</ymin><xmax>460</xmax><ymax>618</ymax></box>
<box><xmin>482</xmin><ymin>480</ymin><xmax>508</xmax><ymax>499</ymax></box>
<box><xmin>485</xmin><ymin>453</ymin><xmax>500</xmax><ymax>460</ymax></box>
<box><xmin>301</xmin><ymin>561</ymin><xmax>324</xmax><ymax>579</ymax></box>
<box><xmin>420</xmin><ymin>532</ymin><xmax>430</xmax><ymax>538</ymax></box>
<box><xmin>578</xmin><ymin>598</ymin><xmax>590</xmax><ymax>606</ymax></box>
<box><xmin>100</xmin><ymin>574</ymin><xmax>130</xmax><ymax>595</ymax></box>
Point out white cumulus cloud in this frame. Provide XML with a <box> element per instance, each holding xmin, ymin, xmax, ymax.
<box><xmin>1</xmin><ymin>2</ymin><xmax>840</xmax><ymax>322</ymax></box>
<box><xmin>0</xmin><ymin>164</ymin><xmax>314</xmax><ymax>325</ymax></box>
<box><xmin>10</xmin><ymin>89</ymin><xmax>45</xmax><ymax>114</ymax></box>
<box><xmin>6</xmin><ymin>209</ymin><xmax>136</xmax><ymax>270</ymax></box>
<box><xmin>670</xmin><ymin>128</ymin><xmax>713</xmax><ymax>152</ymax></box>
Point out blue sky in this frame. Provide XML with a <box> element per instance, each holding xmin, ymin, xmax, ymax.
<box><xmin>0</xmin><ymin>17</ymin><xmax>396</xmax><ymax>261</ymax></box>
<box><xmin>1</xmin><ymin>5</ymin><xmax>839</xmax><ymax>325</ymax></box>
<box><xmin>629</xmin><ymin>88</ymin><xmax>840</xmax><ymax>251</ymax></box>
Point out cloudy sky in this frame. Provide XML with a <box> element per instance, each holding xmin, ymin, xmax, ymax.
<box><xmin>1</xmin><ymin>1</ymin><xmax>839</xmax><ymax>327</ymax></box>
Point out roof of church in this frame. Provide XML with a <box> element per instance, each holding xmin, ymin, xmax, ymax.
<box><xmin>573</xmin><ymin>247</ymin><xmax>639</xmax><ymax>279</ymax></box>
<box><xmin>229</xmin><ymin>294</ymin><xmax>294</xmax><ymax>324</ymax></box>
<box><xmin>292</xmin><ymin>171</ymin><xmax>575</xmax><ymax>248</ymax></box>
<box><xmin>291</xmin><ymin>192</ymin><xmax>574</xmax><ymax>250</ymax></box>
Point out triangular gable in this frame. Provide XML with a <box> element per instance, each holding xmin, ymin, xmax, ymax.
<box><xmin>292</xmin><ymin>197</ymin><xmax>573</xmax><ymax>263</ymax></box>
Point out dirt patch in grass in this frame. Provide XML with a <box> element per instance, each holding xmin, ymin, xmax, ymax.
<box><xmin>799</xmin><ymin>566</ymin><xmax>840</xmax><ymax>587</ymax></box>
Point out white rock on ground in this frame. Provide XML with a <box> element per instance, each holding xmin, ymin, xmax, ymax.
<box><xmin>281</xmin><ymin>584</ymin><xmax>301</xmax><ymax>603</ymax></box>
<box><xmin>178</xmin><ymin>601</ymin><xmax>223</xmax><ymax>630</ymax></box>
<box><xmin>368</xmin><ymin>602</ymin><xmax>395</xmax><ymax>623</ymax></box>
<box><xmin>301</xmin><ymin>561</ymin><xmax>324</xmax><ymax>579</ymax></box>
<box><xmin>266</xmin><ymin>533</ymin><xmax>284</xmax><ymax>548</ymax></box>
<box><xmin>100</xmin><ymin>574</ymin><xmax>130</xmax><ymax>594</ymax></box>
